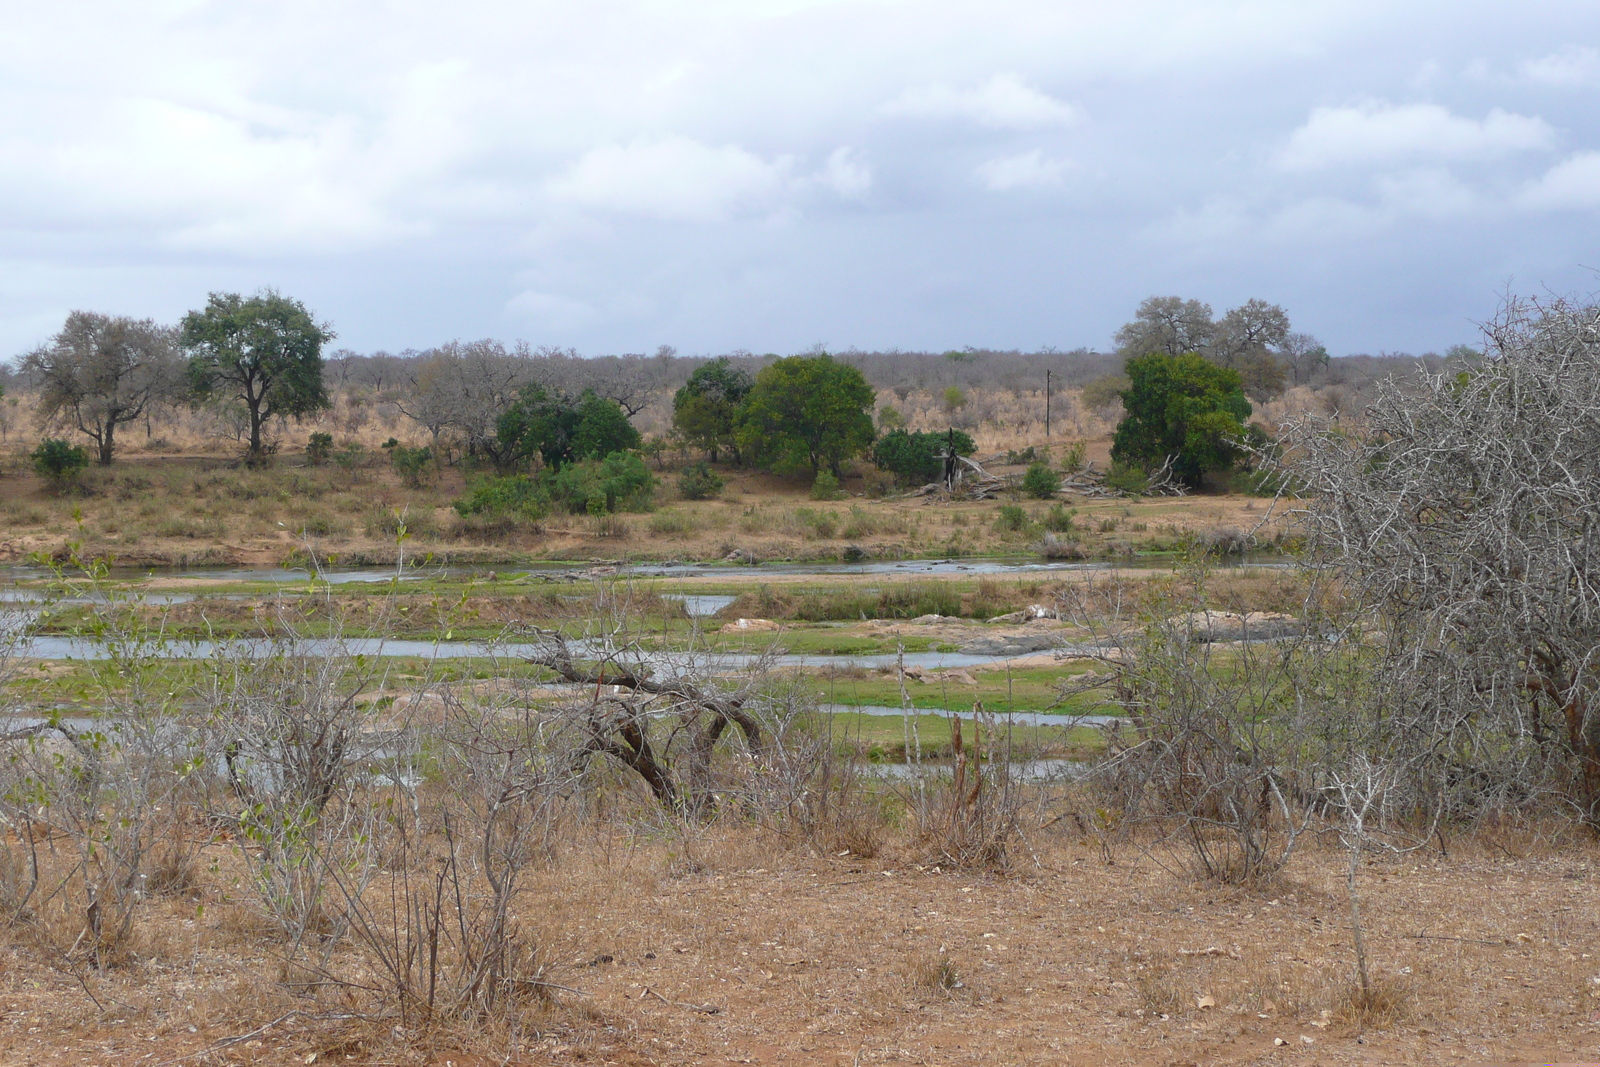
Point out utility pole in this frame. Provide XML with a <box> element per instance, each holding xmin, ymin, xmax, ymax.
<box><xmin>1045</xmin><ymin>369</ymin><xmax>1052</xmax><ymax>439</ymax></box>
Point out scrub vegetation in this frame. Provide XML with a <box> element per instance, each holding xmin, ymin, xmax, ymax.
<box><xmin>0</xmin><ymin>296</ymin><xmax>1590</xmax><ymax>1065</ymax></box>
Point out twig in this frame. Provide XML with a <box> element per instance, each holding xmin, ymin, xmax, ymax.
<box><xmin>640</xmin><ymin>986</ymin><xmax>721</xmax><ymax>1014</ymax></box>
<box><xmin>151</xmin><ymin>1010</ymin><xmax>369</xmax><ymax>1067</ymax></box>
<box><xmin>1406</xmin><ymin>933</ymin><xmax>1507</xmax><ymax>947</ymax></box>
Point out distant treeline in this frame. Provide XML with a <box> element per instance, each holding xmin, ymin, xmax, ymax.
<box><xmin>0</xmin><ymin>342</ymin><xmax>1439</xmax><ymax>398</ymax></box>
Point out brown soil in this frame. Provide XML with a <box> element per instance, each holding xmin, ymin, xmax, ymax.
<box><xmin>4</xmin><ymin>827</ymin><xmax>1596</xmax><ymax>1066</ymax></box>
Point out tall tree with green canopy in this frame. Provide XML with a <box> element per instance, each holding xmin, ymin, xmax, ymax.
<box><xmin>494</xmin><ymin>385</ymin><xmax>639</xmax><ymax>471</ymax></box>
<box><xmin>1111</xmin><ymin>352</ymin><xmax>1252</xmax><ymax>487</ymax></box>
<box><xmin>672</xmin><ymin>356</ymin><xmax>751</xmax><ymax>462</ymax></box>
<box><xmin>736</xmin><ymin>354</ymin><xmax>875</xmax><ymax>476</ymax></box>
<box><xmin>181</xmin><ymin>291</ymin><xmax>332</xmax><ymax>463</ymax></box>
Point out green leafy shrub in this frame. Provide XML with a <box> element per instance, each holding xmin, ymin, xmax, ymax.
<box><xmin>790</xmin><ymin>507</ymin><xmax>837</xmax><ymax>539</ymax></box>
<box><xmin>1003</xmin><ymin>446</ymin><xmax>1041</xmax><ymax>465</ymax></box>
<box><xmin>810</xmin><ymin>470</ymin><xmax>844</xmax><ymax>500</ymax></box>
<box><xmin>872</xmin><ymin>429</ymin><xmax>976</xmax><ymax>484</ymax></box>
<box><xmin>1061</xmin><ymin>440</ymin><xmax>1088</xmax><ymax>473</ymax></box>
<box><xmin>305</xmin><ymin>432</ymin><xmax>333</xmax><ymax>466</ymax></box>
<box><xmin>1021</xmin><ymin>462</ymin><xmax>1060</xmax><ymax>499</ymax></box>
<box><xmin>994</xmin><ymin>504</ymin><xmax>1029</xmax><ymax>533</ymax></box>
<box><xmin>549</xmin><ymin>451</ymin><xmax>655</xmax><ymax>514</ymax></box>
<box><xmin>334</xmin><ymin>442</ymin><xmax>365</xmax><ymax>470</ymax></box>
<box><xmin>453</xmin><ymin>475</ymin><xmax>550</xmax><ymax>520</ymax></box>
<box><xmin>1104</xmin><ymin>461</ymin><xmax>1150</xmax><ymax>495</ymax></box>
<box><xmin>30</xmin><ymin>438</ymin><xmax>88</xmax><ymax>489</ymax></box>
<box><xmin>677</xmin><ymin>461</ymin><xmax>724</xmax><ymax>500</ymax></box>
<box><xmin>389</xmin><ymin>445</ymin><xmax>433</xmax><ymax>488</ymax></box>
<box><xmin>1042</xmin><ymin>504</ymin><xmax>1077</xmax><ymax>533</ymax></box>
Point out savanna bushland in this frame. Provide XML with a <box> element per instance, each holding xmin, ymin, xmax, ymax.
<box><xmin>0</xmin><ymin>293</ymin><xmax>1590</xmax><ymax>1066</ymax></box>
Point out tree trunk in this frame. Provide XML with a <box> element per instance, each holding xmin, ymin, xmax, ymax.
<box><xmin>97</xmin><ymin>421</ymin><xmax>115</xmax><ymax>466</ymax></box>
<box><xmin>247</xmin><ymin>401</ymin><xmax>266</xmax><ymax>464</ymax></box>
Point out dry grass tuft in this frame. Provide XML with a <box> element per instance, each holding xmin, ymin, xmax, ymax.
<box><xmin>903</xmin><ymin>949</ymin><xmax>963</xmax><ymax>995</ymax></box>
<box><xmin>1335</xmin><ymin>976</ymin><xmax>1412</xmax><ymax>1030</ymax></box>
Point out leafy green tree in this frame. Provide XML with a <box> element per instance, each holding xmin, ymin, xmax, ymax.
<box><xmin>182</xmin><ymin>291</ymin><xmax>332</xmax><ymax>464</ymax></box>
<box><xmin>871</xmin><ymin>429</ymin><xmax>976</xmax><ymax>484</ymax></box>
<box><xmin>493</xmin><ymin>386</ymin><xmax>638</xmax><ymax>472</ymax></box>
<box><xmin>736</xmin><ymin>354</ymin><xmax>875</xmax><ymax>476</ymax></box>
<box><xmin>1111</xmin><ymin>352</ymin><xmax>1252</xmax><ymax>487</ymax></box>
<box><xmin>571</xmin><ymin>390</ymin><xmax>641</xmax><ymax>460</ymax></box>
<box><xmin>672</xmin><ymin>357</ymin><xmax>751</xmax><ymax>462</ymax></box>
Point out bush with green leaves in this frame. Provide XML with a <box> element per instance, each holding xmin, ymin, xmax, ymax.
<box><xmin>735</xmin><ymin>354</ymin><xmax>876</xmax><ymax>476</ymax></box>
<box><xmin>306</xmin><ymin>432</ymin><xmax>333</xmax><ymax>466</ymax></box>
<box><xmin>1021</xmin><ymin>462</ymin><xmax>1060</xmax><ymax>499</ymax></box>
<box><xmin>549</xmin><ymin>451</ymin><xmax>654</xmax><ymax>514</ymax></box>
<box><xmin>389</xmin><ymin>445</ymin><xmax>433</xmax><ymax>488</ymax></box>
<box><xmin>1042</xmin><ymin>504</ymin><xmax>1077</xmax><ymax>533</ymax></box>
<box><xmin>994</xmin><ymin>504</ymin><xmax>1029</xmax><ymax>534</ymax></box>
<box><xmin>491</xmin><ymin>386</ymin><xmax>640</xmax><ymax>472</ymax></box>
<box><xmin>677</xmin><ymin>461</ymin><xmax>724</xmax><ymax>500</ymax></box>
<box><xmin>1104</xmin><ymin>461</ymin><xmax>1150</xmax><ymax>495</ymax></box>
<box><xmin>809</xmin><ymin>470</ymin><xmax>844</xmax><ymax>500</ymax></box>
<box><xmin>1111</xmin><ymin>351</ymin><xmax>1251</xmax><ymax>487</ymax></box>
<box><xmin>672</xmin><ymin>357</ymin><xmax>751</xmax><ymax>463</ymax></box>
<box><xmin>870</xmin><ymin>428</ymin><xmax>976</xmax><ymax>484</ymax></box>
<box><xmin>452</xmin><ymin>476</ymin><xmax>550</xmax><ymax>520</ymax></box>
<box><xmin>1060</xmin><ymin>440</ymin><xmax>1088</xmax><ymax>473</ymax></box>
<box><xmin>30</xmin><ymin>438</ymin><xmax>89</xmax><ymax>488</ymax></box>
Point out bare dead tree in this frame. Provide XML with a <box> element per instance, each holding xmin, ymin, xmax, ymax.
<box><xmin>22</xmin><ymin>311</ymin><xmax>186</xmax><ymax>465</ymax></box>
<box><xmin>516</xmin><ymin>584</ymin><xmax>834</xmax><ymax>818</ymax></box>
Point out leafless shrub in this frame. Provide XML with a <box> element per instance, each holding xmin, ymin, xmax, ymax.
<box><xmin>197</xmin><ymin>602</ymin><xmax>401</xmax><ymax>945</ymax></box>
<box><xmin>1056</xmin><ymin>562</ymin><xmax>1336</xmax><ymax>884</ymax></box>
<box><xmin>910</xmin><ymin>707</ymin><xmax>1022</xmax><ymax>869</ymax></box>
<box><xmin>1279</xmin><ymin>296</ymin><xmax>1600</xmax><ymax>826</ymax></box>
<box><xmin>0</xmin><ymin>572</ymin><xmax>216</xmax><ymax>969</ymax></box>
<box><xmin>321</xmin><ymin>680</ymin><xmax>581</xmax><ymax>1027</ymax></box>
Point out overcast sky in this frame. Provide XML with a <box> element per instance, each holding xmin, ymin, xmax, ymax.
<box><xmin>4</xmin><ymin>0</ymin><xmax>1599</xmax><ymax>358</ymax></box>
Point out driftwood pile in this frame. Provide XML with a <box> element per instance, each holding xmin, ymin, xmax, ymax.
<box><xmin>912</xmin><ymin>452</ymin><xmax>1189</xmax><ymax>501</ymax></box>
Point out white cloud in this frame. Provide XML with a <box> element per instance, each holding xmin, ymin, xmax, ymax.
<box><xmin>1373</xmin><ymin>168</ymin><xmax>1478</xmax><ymax>219</ymax></box>
<box><xmin>544</xmin><ymin>137</ymin><xmax>796</xmax><ymax>223</ymax></box>
<box><xmin>1516</xmin><ymin>151</ymin><xmax>1600</xmax><ymax>211</ymax></box>
<box><xmin>975</xmin><ymin>150</ymin><xmax>1069</xmax><ymax>191</ymax></box>
<box><xmin>505</xmin><ymin>290</ymin><xmax>600</xmax><ymax>330</ymax></box>
<box><xmin>819</xmin><ymin>147</ymin><xmax>872</xmax><ymax>200</ymax></box>
<box><xmin>882</xmin><ymin>74</ymin><xmax>1078</xmax><ymax>130</ymax></box>
<box><xmin>1520</xmin><ymin>46</ymin><xmax>1600</xmax><ymax>88</ymax></box>
<box><xmin>1277</xmin><ymin>101</ymin><xmax>1555</xmax><ymax>170</ymax></box>
<box><xmin>545</xmin><ymin>139</ymin><xmax>871</xmax><ymax>222</ymax></box>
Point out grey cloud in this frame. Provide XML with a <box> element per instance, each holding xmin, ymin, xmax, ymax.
<box><xmin>1</xmin><ymin>0</ymin><xmax>1599</xmax><ymax>359</ymax></box>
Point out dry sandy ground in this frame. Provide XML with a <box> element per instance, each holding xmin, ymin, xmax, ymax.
<box><xmin>0</xmin><ymin>829</ymin><xmax>1596</xmax><ymax>1066</ymax></box>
